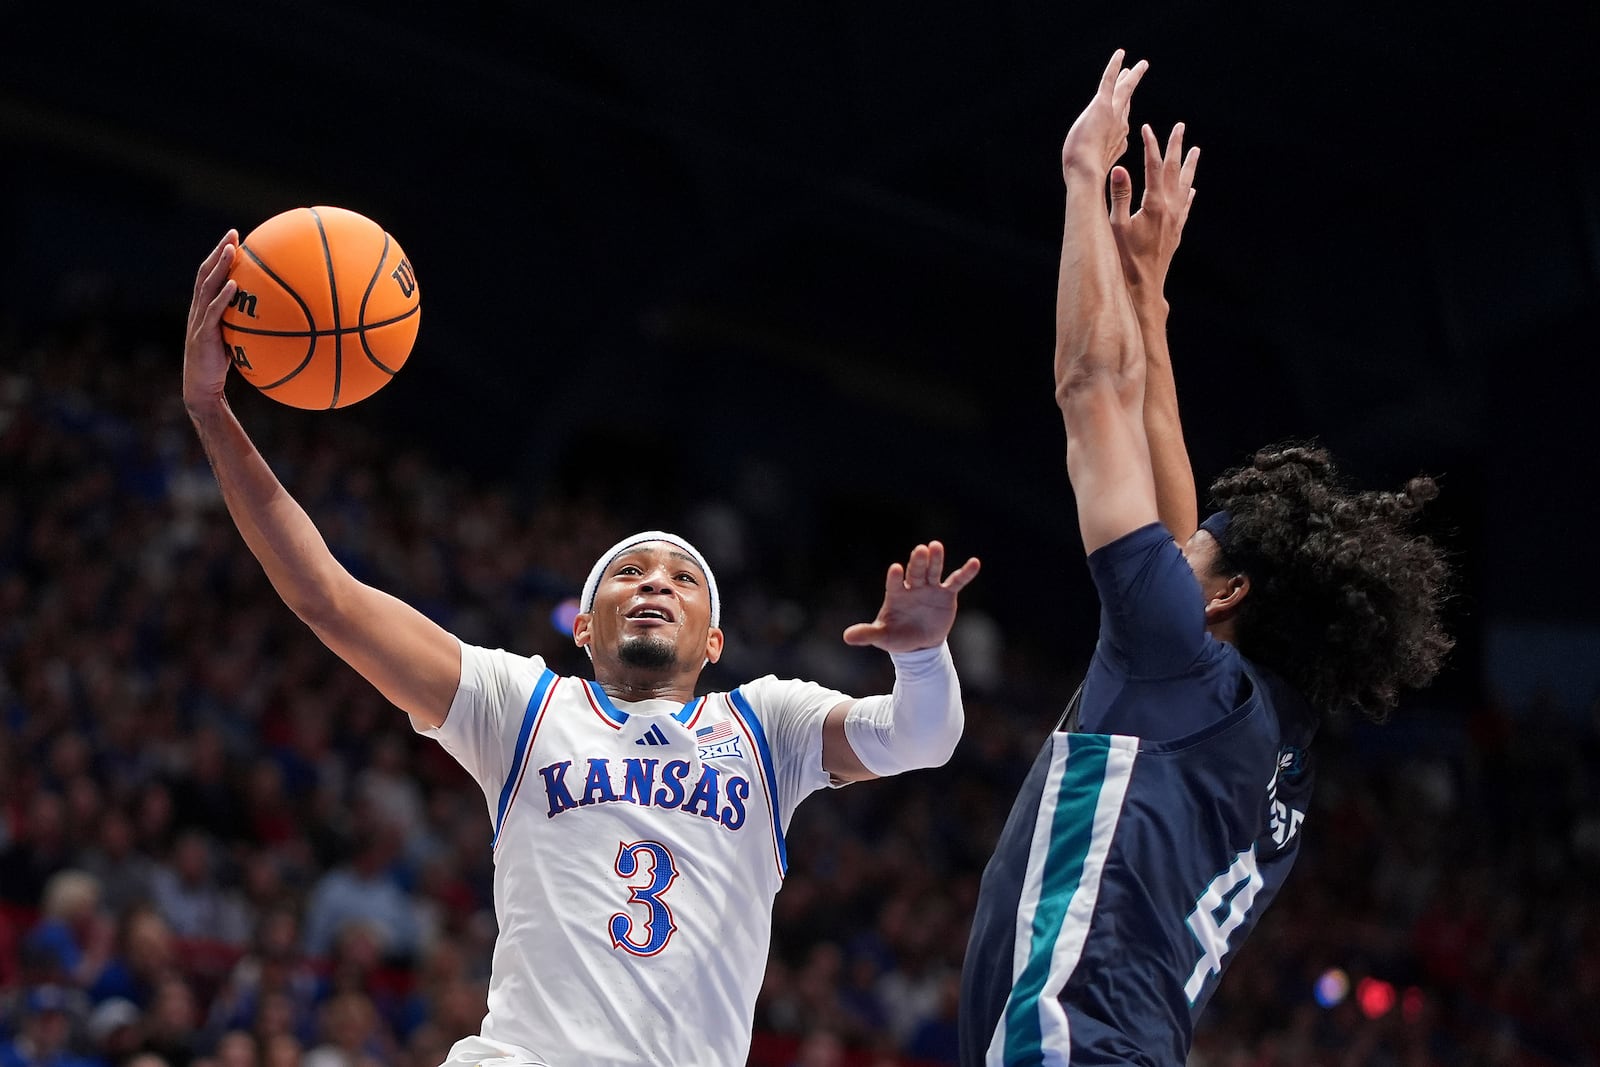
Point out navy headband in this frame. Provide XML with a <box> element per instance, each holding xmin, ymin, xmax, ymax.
<box><xmin>1199</xmin><ymin>510</ymin><xmax>1232</xmax><ymax>543</ymax></box>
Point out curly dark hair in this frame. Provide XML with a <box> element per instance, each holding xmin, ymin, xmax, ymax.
<box><xmin>1207</xmin><ymin>443</ymin><xmax>1453</xmax><ymax>721</ymax></box>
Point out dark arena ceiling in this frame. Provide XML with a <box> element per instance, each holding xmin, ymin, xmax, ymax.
<box><xmin>3</xmin><ymin>1</ymin><xmax>1597</xmax><ymax>667</ymax></box>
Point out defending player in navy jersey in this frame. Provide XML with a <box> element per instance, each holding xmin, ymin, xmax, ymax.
<box><xmin>958</xmin><ymin>53</ymin><xmax>1452</xmax><ymax>1066</ymax></box>
<box><xmin>181</xmin><ymin>234</ymin><xmax>981</xmax><ymax>1067</ymax></box>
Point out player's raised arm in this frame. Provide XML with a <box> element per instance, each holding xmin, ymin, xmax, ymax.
<box><xmin>1110</xmin><ymin>121</ymin><xmax>1202</xmax><ymax>542</ymax></box>
<box><xmin>183</xmin><ymin>232</ymin><xmax>462</xmax><ymax>729</ymax></box>
<box><xmin>1056</xmin><ymin>51</ymin><xmax>1162</xmax><ymax>554</ymax></box>
<box><xmin>819</xmin><ymin>541</ymin><xmax>981</xmax><ymax>783</ymax></box>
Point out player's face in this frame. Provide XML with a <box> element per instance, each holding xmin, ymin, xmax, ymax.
<box><xmin>575</xmin><ymin>542</ymin><xmax>723</xmax><ymax>673</ymax></box>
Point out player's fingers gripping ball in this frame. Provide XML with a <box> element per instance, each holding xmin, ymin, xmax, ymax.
<box><xmin>220</xmin><ymin>206</ymin><xmax>420</xmax><ymax>409</ymax></box>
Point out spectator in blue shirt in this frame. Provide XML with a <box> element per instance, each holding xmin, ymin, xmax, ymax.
<box><xmin>0</xmin><ymin>987</ymin><xmax>98</xmax><ymax>1067</ymax></box>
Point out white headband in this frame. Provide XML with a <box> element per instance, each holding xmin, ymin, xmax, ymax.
<box><xmin>579</xmin><ymin>530</ymin><xmax>721</xmax><ymax>628</ymax></box>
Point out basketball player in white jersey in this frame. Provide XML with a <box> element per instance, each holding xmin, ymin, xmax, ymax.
<box><xmin>182</xmin><ymin>231</ymin><xmax>981</xmax><ymax>1067</ymax></box>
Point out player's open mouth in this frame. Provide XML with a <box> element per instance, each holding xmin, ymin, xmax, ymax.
<box><xmin>625</xmin><ymin>605</ymin><xmax>676</xmax><ymax>624</ymax></box>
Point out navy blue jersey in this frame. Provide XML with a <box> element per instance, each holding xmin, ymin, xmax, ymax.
<box><xmin>960</xmin><ymin>524</ymin><xmax>1317</xmax><ymax>1067</ymax></box>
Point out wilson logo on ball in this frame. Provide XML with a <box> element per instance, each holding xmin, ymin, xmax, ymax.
<box><xmin>391</xmin><ymin>259</ymin><xmax>417</xmax><ymax>298</ymax></box>
<box><xmin>228</xmin><ymin>289</ymin><xmax>259</xmax><ymax>318</ymax></box>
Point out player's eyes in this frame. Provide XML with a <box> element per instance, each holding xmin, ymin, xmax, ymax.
<box><xmin>675</xmin><ymin>572</ymin><xmax>698</xmax><ymax>584</ymax></box>
<box><xmin>615</xmin><ymin>566</ymin><xmax>641</xmax><ymax>577</ymax></box>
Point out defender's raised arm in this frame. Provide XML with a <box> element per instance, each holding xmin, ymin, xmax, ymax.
<box><xmin>1110</xmin><ymin>121</ymin><xmax>1202</xmax><ymax>542</ymax></box>
<box><xmin>1055</xmin><ymin>51</ymin><xmax>1161</xmax><ymax>554</ymax></box>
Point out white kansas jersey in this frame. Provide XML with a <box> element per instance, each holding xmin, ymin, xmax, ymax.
<box><xmin>415</xmin><ymin>641</ymin><xmax>848</xmax><ymax>1067</ymax></box>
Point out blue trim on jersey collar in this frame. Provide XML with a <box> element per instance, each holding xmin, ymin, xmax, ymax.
<box><xmin>584</xmin><ymin>680</ymin><xmax>701</xmax><ymax>726</ymax></box>
<box><xmin>585</xmin><ymin>680</ymin><xmax>630</xmax><ymax>725</ymax></box>
<box><xmin>493</xmin><ymin>668</ymin><xmax>556</xmax><ymax>849</ymax></box>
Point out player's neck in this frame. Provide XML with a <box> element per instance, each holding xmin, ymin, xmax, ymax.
<box><xmin>1205</xmin><ymin>619</ymin><xmax>1238</xmax><ymax>646</ymax></box>
<box><xmin>595</xmin><ymin>670</ymin><xmax>698</xmax><ymax>705</ymax></box>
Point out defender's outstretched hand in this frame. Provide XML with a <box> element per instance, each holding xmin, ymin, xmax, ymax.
<box><xmin>843</xmin><ymin>542</ymin><xmax>981</xmax><ymax>654</ymax></box>
<box><xmin>184</xmin><ymin>230</ymin><xmax>240</xmax><ymax>413</ymax></box>
<box><xmin>1061</xmin><ymin>49</ymin><xmax>1148</xmax><ymax>182</ymax></box>
<box><xmin>1110</xmin><ymin>122</ymin><xmax>1200</xmax><ymax>293</ymax></box>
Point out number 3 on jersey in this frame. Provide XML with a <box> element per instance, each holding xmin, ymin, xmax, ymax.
<box><xmin>609</xmin><ymin>840</ymin><xmax>679</xmax><ymax>956</ymax></box>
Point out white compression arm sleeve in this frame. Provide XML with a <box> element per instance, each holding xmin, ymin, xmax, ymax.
<box><xmin>842</xmin><ymin>642</ymin><xmax>964</xmax><ymax>777</ymax></box>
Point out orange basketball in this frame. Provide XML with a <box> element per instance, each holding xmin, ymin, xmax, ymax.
<box><xmin>220</xmin><ymin>206</ymin><xmax>420</xmax><ymax>409</ymax></box>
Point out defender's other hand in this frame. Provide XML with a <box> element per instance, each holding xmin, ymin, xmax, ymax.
<box><xmin>184</xmin><ymin>230</ymin><xmax>240</xmax><ymax>415</ymax></box>
<box><xmin>1061</xmin><ymin>49</ymin><xmax>1148</xmax><ymax>183</ymax></box>
<box><xmin>1109</xmin><ymin>122</ymin><xmax>1200</xmax><ymax>293</ymax></box>
<box><xmin>843</xmin><ymin>541</ymin><xmax>981</xmax><ymax>654</ymax></box>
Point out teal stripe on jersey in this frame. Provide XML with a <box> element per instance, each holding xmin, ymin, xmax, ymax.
<box><xmin>1001</xmin><ymin>734</ymin><xmax>1111</xmax><ymax>1066</ymax></box>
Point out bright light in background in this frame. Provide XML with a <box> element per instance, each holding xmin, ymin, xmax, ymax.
<box><xmin>550</xmin><ymin>597</ymin><xmax>580</xmax><ymax>635</ymax></box>
<box><xmin>1314</xmin><ymin>968</ymin><xmax>1350</xmax><ymax>1008</ymax></box>
<box><xmin>1356</xmin><ymin>976</ymin><xmax>1396</xmax><ymax>1019</ymax></box>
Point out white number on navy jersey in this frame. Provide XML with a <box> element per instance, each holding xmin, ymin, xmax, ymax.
<box><xmin>1183</xmin><ymin>846</ymin><xmax>1263</xmax><ymax>1003</ymax></box>
<box><xmin>1266</xmin><ymin>751</ymin><xmax>1306</xmax><ymax>849</ymax></box>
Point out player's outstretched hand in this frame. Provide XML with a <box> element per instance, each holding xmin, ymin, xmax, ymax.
<box><xmin>843</xmin><ymin>542</ymin><xmax>981</xmax><ymax>654</ymax></box>
<box><xmin>184</xmin><ymin>230</ymin><xmax>240</xmax><ymax>415</ymax></box>
<box><xmin>1061</xmin><ymin>49</ymin><xmax>1148</xmax><ymax>183</ymax></box>
<box><xmin>1110</xmin><ymin>122</ymin><xmax>1200</xmax><ymax>295</ymax></box>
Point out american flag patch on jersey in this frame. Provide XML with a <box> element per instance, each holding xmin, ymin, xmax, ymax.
<box><xmin>696</xmin><ymin>721</ymin><xmax>735</xmax><ymax>744</ymax></box>
<box><xmin>696</xmin><ymin>720</ymin><xmax>742</xmax><ymax>761</ymax></box>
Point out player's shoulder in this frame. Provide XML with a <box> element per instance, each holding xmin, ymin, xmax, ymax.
<box><xmin>721</xmin><ymin>674</ymin><xmax>850</xmax><ymax>722</ymax></box>
<box><xmin>1086</xmin><ymin>521</ymin><xmax>1178</xmax><ymax>572</ymax></box>
<box><xmin>722</xmin><ymin>673</ymin><xmax>811</xmax><ymax>697</ymax></box>
<box><xmin>458</xmin><ymin>641</ymin><xmax>557</xmax><ymax>684</ymax></box>
<box><xmin>1240</xmin><ymin>657</ymin><xmax>1315</xmax><ymax>728</ymax></box>
<box><xmin>715</xmin><ymin>672</ymin><xmax>782</xmax><ymax>703</ymax></box>
<box><xmin>1232</xmin><ymin>656</ymin><xmax>1319</xmax><ymax>781</ymax></box>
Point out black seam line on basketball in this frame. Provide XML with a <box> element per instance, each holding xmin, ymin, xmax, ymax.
<box><xmin>215</xmin><ymin>305</ymin><xmax>419</xmax><ymax>337</ymax></box>
<box><xmin>255</xmin><ymin>335</ymin><xmax>319</xmax><ymax>391</ymax></box>
<box><xmin>359</xmin><ymin>232</ymin><xmax>401</xmax><ymax>375</ymax></box>
<box><xmin>235</xmin><ymin>238</ymin><xmax>314</xmax><ymax>390</ymax></box>
<box><xmin>360</xmin><ymin>332</ymin><xmax>400</xmax><ymax>376</ymax></box>
<box><xmin>238</xmin><ymin>244</ymin><xmax>316</xmax><ymax>333</ymax></box>
<box><xmin>310</xmin><ymin>208</ymin><xmax>342</xmax><ymax>410</ymax></box>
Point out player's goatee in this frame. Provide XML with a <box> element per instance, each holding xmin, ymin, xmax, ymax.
<box><xmin>618</xmin><ymin>634</ymin><xmax>678</xmax><ymax>670</ymax></box>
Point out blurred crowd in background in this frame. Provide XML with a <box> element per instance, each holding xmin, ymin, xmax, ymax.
<box><xmin>2</xmin><ymin>320</ymin><xmax>1598</xmax><ymax>1067</ymax></box>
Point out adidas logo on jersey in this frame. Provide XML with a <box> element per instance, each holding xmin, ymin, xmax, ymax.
<box><xmin>635</xmin><ymin>724</ymin><xmax>671</xmax><ymax>747</ymax></box>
